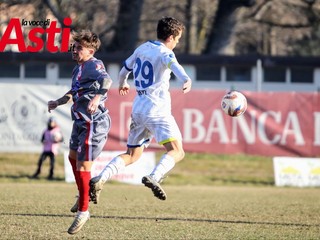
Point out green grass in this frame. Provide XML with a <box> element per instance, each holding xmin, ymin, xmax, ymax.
<box><xmin>0</xmin><ymin>152</ymin><xmax>274</xmax><ymax>185</ymax></box>
<box><xmin>168</xmin><ymin>153</ymin><xmax>274</xmax><ymax>186</ymax></box>
<box><xmin>0</xmin><ymin>152</ymin><xmax>319</xmax><ymax>239</ymax></box>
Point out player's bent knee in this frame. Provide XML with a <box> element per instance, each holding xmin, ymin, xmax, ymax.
<box><xmin>181</xmin><ymin>150</ymin><xmax>185</xmax><ymax>160</ymax></box>
<box><xmin>175</xmin><ymin>149</ymin><xmax>185</xmax><ymax>163</ymax></box>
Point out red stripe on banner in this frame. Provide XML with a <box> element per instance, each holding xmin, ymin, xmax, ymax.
<box><xmin>104</xmin><ymin>89</ymin><xmax>320</xmax><ymax>157</ymax></box>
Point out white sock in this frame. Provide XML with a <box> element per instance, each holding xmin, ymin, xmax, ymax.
<box><xmin>77</xmin><ymin>210</ymin><xmax>89</xmax><ymax>217</ymax></box>
<box><xmin>150</xmin><ymin>154</ymin><xmax>175</xmax><ymax>182</ymax></box>
<box><xmin>100</xmin><ymin>156</ymin><xmax>125</xmax><ymax>182</ymax></box>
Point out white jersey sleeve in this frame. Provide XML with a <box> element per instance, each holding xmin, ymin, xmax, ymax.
<box><xmin>169</xmin><ymin>61</ymin><xmax>190</xmax><ymax>83</ymax></box>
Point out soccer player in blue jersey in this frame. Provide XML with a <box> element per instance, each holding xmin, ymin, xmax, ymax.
<box><xmin>47</xmin><ymin>30</ymin><xmax>112</xmax><ymax>235</ymax></box>
<box><xmin>89</xmin><ymin>17</ymin><xmax>192</xmax><ymax>203</ymax></box>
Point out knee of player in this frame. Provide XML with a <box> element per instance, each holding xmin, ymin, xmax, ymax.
<box><xmin>175</xmin><ymin>149</ymin><xmax>185</xmax><ymax>162</ymax></box>
<box><xmin>124</xmin><ymin>149</ymin><xmax>142</xmax><ymax>165</ymax></box>
<box><xmin>129</xmin><ymin>155</ymin><xmax>140</xmax><ymax>164</ymax></box>
<box><xmin>180</xmin><ymin>150</ymin><xmax>185</xmax><ymax>160</ymax></box>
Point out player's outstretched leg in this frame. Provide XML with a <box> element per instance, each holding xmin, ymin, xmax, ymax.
<box><xmin>89</xmin><ymin>175</ymin><xmax>105</xmax><ymax>204</ymax></box>
<box><xmin>67</xmin><ymin>211</ymin><xmax>90</xmax><ymax>235</ymax></box>
<box><xmin>71</xmin><ymin>194</ymin><xmax>95</xmax><ymax>212</ymax></box>
<box><xmin>70</xmin><ymin>195</ymin><xmax>79</xmax><ymax>213</ymax></box>
<box><xmin>142</xmin><ymin>175</ymin><xmax>167</xmax><ymax>200</ymax></box>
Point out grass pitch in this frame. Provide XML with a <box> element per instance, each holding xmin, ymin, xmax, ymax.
<box><xmin>0</xmin><ymin>153</ymin><xmax>319</xmax><ymax>239</ymax></box>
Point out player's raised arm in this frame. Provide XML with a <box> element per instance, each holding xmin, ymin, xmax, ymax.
<box><xmin>169</xmin><ymin>61</ymin><xmax>192</xmax><ymax>94</ymax></box>
<box><xmin>118</xmin><ymin>66</ymin><xmax>131</xmax><ymax>96</ymax></box>
<box><xmin>48</xmin><ymin>91</ymin><xmax>72</xmax><ymax>112</ymax></box>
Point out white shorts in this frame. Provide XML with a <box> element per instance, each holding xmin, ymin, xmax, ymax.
<box><xmin>127</xmin><ymin>113</ymin><xmax>182</xmax><ymax>148</ymax></box>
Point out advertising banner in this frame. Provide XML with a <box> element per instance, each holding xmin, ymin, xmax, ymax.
<box><xmin>64</xmin><ymin>151</ymin><xmax>155</xmax><ymax>185</ymax></box>
<box><xmin>273</xmin><ymin>157</ymin><xmax>320</xmax><ymax>187</ymax></box>
<box><xmin>0</xmin><ymin>83</ymin><xmax>72</xmax><ymax>153</ymax></box>
<box><xmin>1</xmin><ymin>84</ymin><xmax>319</xmax><ymax>157</ymax></box>
<box><xmin>106</xmin><ymin>89</ymin><xmax>320</xmax><ymax>157</ymax></box>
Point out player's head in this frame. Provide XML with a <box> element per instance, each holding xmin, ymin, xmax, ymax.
<box><xmin>48</xmin><ymin>117</ymin><xmax>57</xmax><ymax>130</ymax></box>
<box><xmin>157</xmin><ymin>17</ymin><xmax>185</xmax><ymax>50</ymax></box>
<box><xmin>71</xmin><ymin>30</ymin><xmax>101</xmax><ymax>63</ymax></box>
<box><xmin>72</xmin><ymin>30</ymin><xmax>101</xmax><ymax>51</ymax></box>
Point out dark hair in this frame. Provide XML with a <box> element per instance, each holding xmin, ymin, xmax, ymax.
<box><xmin>47</xmin><ymin>117</ymin><xmax>57</xmax><ymax>130</ymax></box>
<box><xmin>48</xmin><ymin>117</ymin><xmax>56</xmax><ymax>123</ymax></box>
<box><xmin>72</xmin><ymin>30</ymin><xmax>101</xmax><ymax>51</ymax></box>
<box><xmin>157</xmin><ymin>17</ymin><xmax>185</xmax><ymax>41</ymax></box>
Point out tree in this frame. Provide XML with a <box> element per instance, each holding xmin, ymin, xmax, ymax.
<box><xmin>203</xmin><ymin>0</ymin><xmax>320</xmax><ymax>56</ymax></box>
<box><xmin>184</xmin><ymin>0</ymin><xmax>217</xmax><ymax>54</ymax></box>
<box><xmin>106</xmin><ymin>0</ymin><xmax>144</xmax><ymax>53</ymax></box>
<box><xmin>1</xmin><ymin>0</ymin><xmax>320</xmax><ymax>56</ymax></box>
<box><xmin>204</xmin><ymin>0</ymin><xmax>255</xmax><ymax>54</ymax></box>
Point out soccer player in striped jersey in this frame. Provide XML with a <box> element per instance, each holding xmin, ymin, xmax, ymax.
<box><xmin>89</xmin><ymin>17</ymin><xmax>192</xmax><ymax>202</ymax></box>
<box><xmin>47</xmin><ymin>30</ymin><xmax>112</xmax><ymax>235</ymax></box>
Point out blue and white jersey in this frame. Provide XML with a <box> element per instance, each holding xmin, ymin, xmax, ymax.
<box><xmin>123</xmin><ymin>40</ymin><xmax>190</xmax><ymax>116</ymax></box>
<box><xmin>70</xmin><ymin>57</ymin><xmax>111</xmax><ymax>122</ymax></box>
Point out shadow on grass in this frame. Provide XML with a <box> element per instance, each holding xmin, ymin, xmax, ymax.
<box><xmin>209</xmin><ymin>177</ymin><xmax>274</xmax><ymax>186</ymax></box>
<box><xmin>0</xmin><ymin>212</ymin><xmax>318</xmax><ymax>228</ymax></box>
<box><xmin>0</xmin><ymin>175</ymin><xmax>65</xmax><ymax>181</ymax></box>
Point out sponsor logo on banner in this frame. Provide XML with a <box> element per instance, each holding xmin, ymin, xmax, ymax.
<box><xmin>273</xmin><ymin>157</ymin><xmax>320</xmax><ymax>187</ymax></box>
<box><xmin>64</xmin><ymin>151</ymin><xmax>156</xmax><ymax>185</ymax></box>
<box><xmin>1</xmin><ymin>86</ymin><xmax>320</xmax><ymax>156</ymax></box>
<box><xmin>0</xmin><ymin>84</ymin><xmax>71</xmax><ymax>152</ymax></box>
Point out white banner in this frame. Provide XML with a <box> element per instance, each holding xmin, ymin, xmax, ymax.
<box><xmin>64</xmin><ymin>151</ymin><xmax>156</xmax><ymax>185</ymax></box>
<box><xmin>0</xmin><ymin>83</ymin><xmax>72</xmax><ymax>153</ymax></box>
<box><xmin>273</xmin><ymin>157</ymin><xmax>320</xmax><ymax>187</ymax></box>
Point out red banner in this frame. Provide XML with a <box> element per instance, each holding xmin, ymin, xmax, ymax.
<box><xmin>105</xmin><ymin>89</ymin><xmax>320</xmax><ymax>157</ymax></box>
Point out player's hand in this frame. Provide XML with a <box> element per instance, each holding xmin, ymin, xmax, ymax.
<box><xmin>182</xmin><ymin>79</ymin><xmax>192</xmax><ymax>93</ymax></box>
<box><xmin>87</xmin><ymin>95</ymin><xmax>100</xmax><ymax>114</ymax></box>
<box><xmin>119</xmin><ymin>83</ymin><xmax>130</xmax><ymax>96</ymax></box>
<box><xmin>48</xmin><ymin>100</ymin><xmax>58</xmax><ymax>113</ymax></box>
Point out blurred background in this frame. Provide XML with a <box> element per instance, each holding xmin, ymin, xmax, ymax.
<box><xmin>0</xmin><ymin>0</ymin><xmax>320</xmax><ymax>183</ymax></box>
<box><xmin>1</xmin><ymin>3</ymin><xmax>320</xmax><ymax>239</ymax></box>
<box><xmin>2</xmin><ymin>0</ymin><xmax>320</xmax><ymax>55</ymax></box>
<box><xmin>1</xmin><ymin>0</ymin><xmax>320</xmax><ymax>91</ymax></box>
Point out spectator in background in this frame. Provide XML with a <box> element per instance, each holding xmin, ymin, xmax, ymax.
<box><xmin>32</xmin><ymin>117</ymin><xmax>63</xmax><ymax>180</ymax></box>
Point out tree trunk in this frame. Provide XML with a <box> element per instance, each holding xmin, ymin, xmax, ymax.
<box><xmin>204</xmin><ymin>0</ymin><xmax>255</xmax><ymax>54</ymax></box>
<box><xmin>107</xmin><ymin>0</ymin><xmax>144</xmax><ymax>53</ymax></box>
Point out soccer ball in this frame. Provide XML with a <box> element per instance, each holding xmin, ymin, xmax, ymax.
<box><xmin>221</xmin><ymin>91</ymin><xmax>247</xmax><ymax>117</ymax></box>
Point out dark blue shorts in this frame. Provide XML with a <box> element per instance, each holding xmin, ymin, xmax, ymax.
<box><xmin>69</xmin><ymin>113</ymin><xmax>111</xmax><ymax>161</ymax></box>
